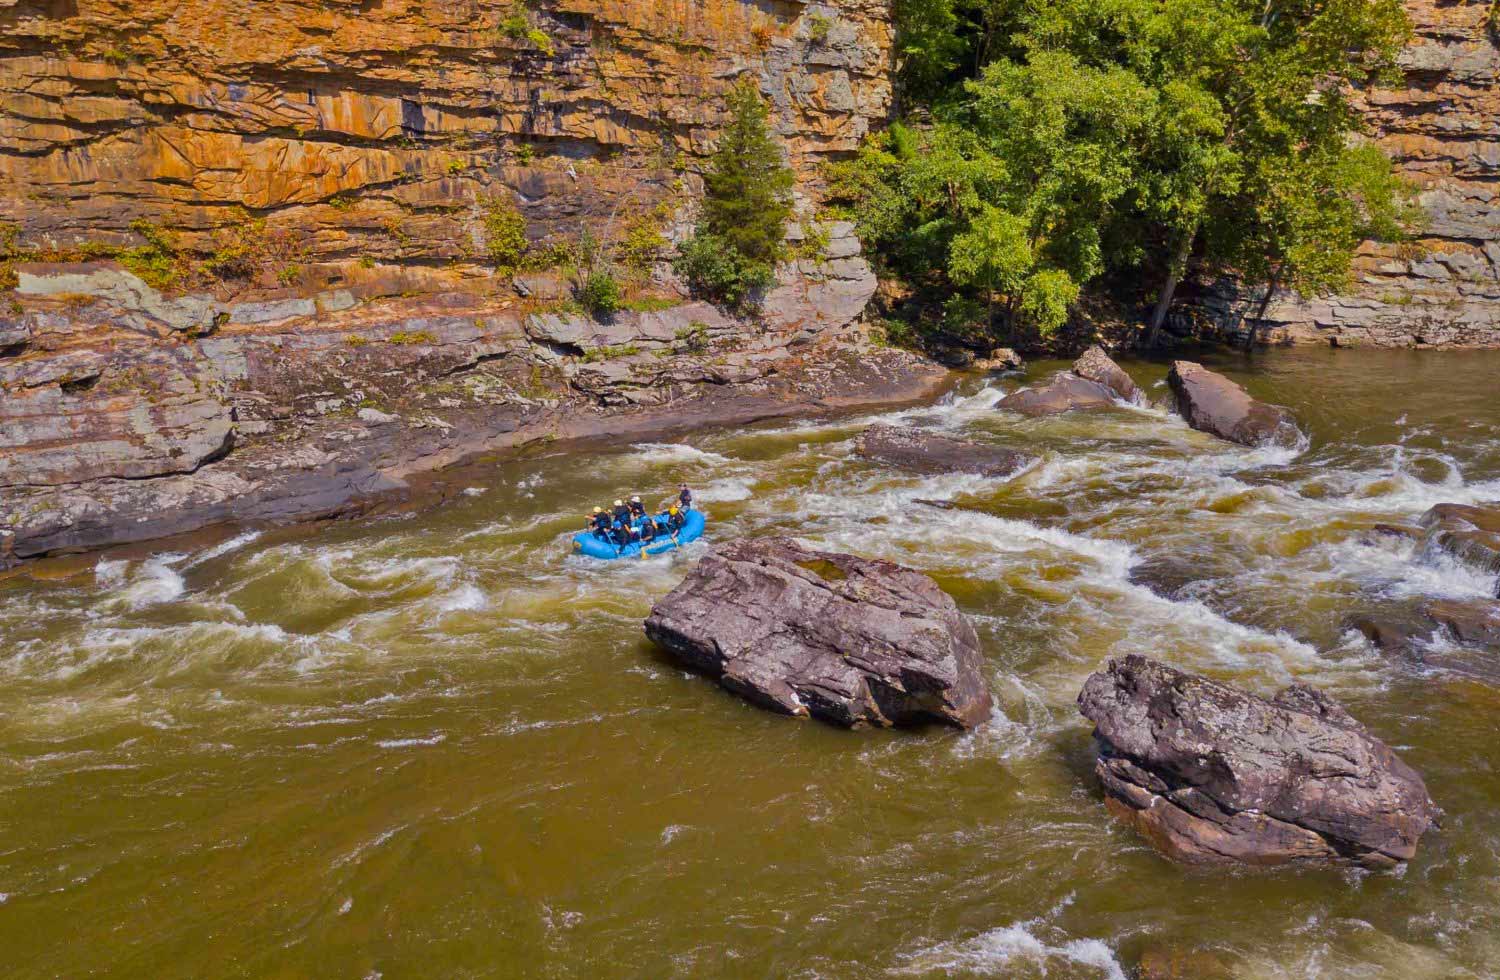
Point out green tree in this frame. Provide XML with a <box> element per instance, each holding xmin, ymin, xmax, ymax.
<box><xmin>853</xmin><ymin>0</ymin><xmax>1417</xmax><ymax>346</ymax></box>
<box><xmin>674</xmin><ymin>81</ymin><xmax>795</xmax><ymax>311</ymax></box>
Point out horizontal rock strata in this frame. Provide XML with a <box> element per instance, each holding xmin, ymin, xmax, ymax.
<box><xmin>643</xmin><ymin>537</ymin><xmax>993</xmax><ymax>728</ymax></box>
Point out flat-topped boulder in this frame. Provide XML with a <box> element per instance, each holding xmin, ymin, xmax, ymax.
<box><xmin>1167</xmin><ymin>361</ymin><xmax>1301</xmax><ymax>448</ymax></box>
<box><xmin>998</xmin><ymin>347</ymin><xmax>1138</xmax><ymax>416</ymax></box>
<box><xmin>1077</xmin><ymin>655</ymin><xmax>1439</xmax><ymax>869</ymax></box>
<box><xmin>644</xmin><ymin>537</ymin><xmax>993</xmax><ymax>729</ymax></box>
<box><xmin>855</xmin><ymin>423</ymin><xmax>1034</xmax><ymax>478</ymax></box>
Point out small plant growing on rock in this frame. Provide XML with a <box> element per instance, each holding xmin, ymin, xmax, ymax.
<box><xmin>120</xmin><ymin>219</ymin><xmax>190</xmax><ymax>291</ymax></box>
<box><xmin>578</xmin><ymin>269</ymin><xmax>623</xmax><ymax>317</ymax></box>
<box><xmin>806</xmin><ymin>13</ymin><xmax>832</xmax><ymax>44</ymax></box>
<box><xmin>480</xmin><ymin>194</ymin><xmax>529</xmax><ymax>270</ymax></box>
<box><xmin>497</xmin><ymin>4</ymin><xmax>556</xmax><ymax>57</ymax></box>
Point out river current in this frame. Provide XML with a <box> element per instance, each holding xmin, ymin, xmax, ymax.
<box><xmin>3</xmin><ymin>348</ymin><xmax>1499</xmax><ymax>978</ymax></box>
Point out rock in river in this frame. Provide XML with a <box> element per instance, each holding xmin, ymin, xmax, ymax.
<box><xmin>1077</xmin><ymin>655</ymin><xmax>1439</xmax><ymax>869</ymax></box>
<box><xmin>1419</xmin><ymin>502</ymin><xmax>1500</xmax><ymax>584</ymax></box>
<box><xmin>643</xmin><ymin>538</ymin><xmax>993</xmax><ymax>729</ymax></box>
<box><xmin>855</xmin><ymin>424</ymin><xmax>1034</xmax><ymax>478</ymax></box>
<box><xmin>1167</xmin><ymin>361</ymin><xmax>1301</xmax><ymax>448</ymax></box>
<box><xmin>998</xmin><ymin>346</ymin><xmax>1138</xmax><ymax>416</ymax></box>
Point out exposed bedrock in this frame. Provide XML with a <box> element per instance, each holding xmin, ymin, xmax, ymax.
<box><xmin>0</xmin><ymin>241</ymin><xmax>941</xmax><ymax>560</ymax></box>
<box><xmin>1166</xmin><ymin>361</ymin><xmax>1302</xmax><ymax>448</ymax></box>
<box><xmin>643</xmin><ymin>537</ymin><xmax>993</xmax><ymax>729</ymax></box>
<box><xmin>1077</xmin><ymin>655</ymin><xmax>1440</xmax><ymax>869</ymax></box>
<box><xmin>1419</xmin><ymin>502</ymin><xmax>1500</xmax><ymax>584</ymax></box>
<box><xmin>854</xmin><ymin>423</ymin><xmax>1035</xmax><ymax>478</ymax></box>
<box><xmin>998</xmin><ymin>346</ymin><xmax>1139</xmax><ymax>416</ymax></box>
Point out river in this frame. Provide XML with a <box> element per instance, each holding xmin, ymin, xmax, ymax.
<box><xmin>2</xmin><ymin>348</ymin><xmax>1499</xmax><ymax>978</ymax></box>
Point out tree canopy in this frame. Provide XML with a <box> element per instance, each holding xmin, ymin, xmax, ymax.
<box><xmin>830</xmin><ymin>0</ymin><xmax>1418</xmax><ymax>342</ymax></box>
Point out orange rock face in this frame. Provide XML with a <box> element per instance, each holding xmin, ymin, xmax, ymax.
<box><xmin>0</xmin><ymin>0</ymin><xmax>892</xmax><ymax>259</ymax></box>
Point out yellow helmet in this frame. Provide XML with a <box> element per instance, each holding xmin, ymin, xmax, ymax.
<box><xmin>669</xmin><ymin>505</ymin><xmax>679</xmax><ymax>515</ymax></box>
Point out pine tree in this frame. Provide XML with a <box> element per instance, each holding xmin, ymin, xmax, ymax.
<box><xmin>675</xmin><ymin>82</ymin><xmax>795</xmax><ymax>310</ymax></box>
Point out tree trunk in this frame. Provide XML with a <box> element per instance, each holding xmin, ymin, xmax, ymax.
<box><xmin>1242</xmin><ymin>267</ymin><xmax>1281</xmax><ymax>351</ymax></box>
<box><xmin>1144</xmin><ymin>228</ymin><xmax>1196</xmax><ymax>348</ymax></box>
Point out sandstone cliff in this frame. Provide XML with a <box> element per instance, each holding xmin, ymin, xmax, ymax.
<box><xmin>0</xmin><ymin>0</ymin><xmax>922</xmax><ymax>564</ymax></box>
<box><xmin>1203</xmin><ymin>0</ymin><xmax>1500</xmax><ymax>348</ymax></box>
<box><xmin>1</xmin><ymin>0</ymin><xmax>891</xmax><ymax>261</ymax></box>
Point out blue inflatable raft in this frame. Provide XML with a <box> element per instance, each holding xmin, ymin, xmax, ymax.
<box><xmin>572</xmin><ymin>509</ymin><xmax>706</xmax><ymax>560</ymax></box>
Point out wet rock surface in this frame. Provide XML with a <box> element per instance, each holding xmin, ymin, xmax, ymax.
<box><xmin>1167</xmin><ymin>361</ymin><xmax>1301</xmax><ymax>448</ymax></box>
<box><xmin>643</xmin><ymin>537</ymin><xmax>993</xmax><ymax>729</ymax></box>
<box><xmin>855</xmin><ymin>423</ymin><xmax>1034</xmax><ymax>478</ymax></box>
<box><xmin>1419</xmin><ymin>502</ymin><xmax>1500</xmax><ymax>585</ymax></box>
<box><xmin>1071</xmin><ymin>345</ymin><xmax>1142</xmax><ymax>404</ymax></box>
<box><xmin>1349</xmin><ymin>598</ymin><xmax>1500</xmax><ymax>684</ymax></box>
<box><xmin>1077</xmin><ymin>655</ymin><xmax>1439</xmax><ymax>869</ymax></box>
<box><xmin>998</xmin><ymin>347</ymin><xmax>1137</xmax><ymax>416</ymax></box>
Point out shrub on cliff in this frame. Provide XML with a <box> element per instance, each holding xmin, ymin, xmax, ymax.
<box><xmin>674</xmin><ymin>82</ymin><xmax>795</xmax><ymax>312</ymax></box>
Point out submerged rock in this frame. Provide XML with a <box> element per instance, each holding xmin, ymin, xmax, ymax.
<box><xmin>1419</xmin><ymin>502</ymin><xmax>1500</xmax><ymax>585</ymax></box>
<box><xmin>998</xmin><ymin>373</ymin><xmax>1117</xmax><ymax>416</ymax></box>
<box><xmin>1349</xmin><ymin>598</ymin><xmax>1500</xmax><ymax>684</ymax></box>
<box><xmin>644</xmin><ymin>537</ymin><xmax>993</xmax><ymax>729</ymax></box>
<box><xmin>855</xmin><ymin>423</ymin><xmax>1034</xmax><ymax>478</ymax></box>
<box><xmin>997</xmin><ymin>346</ymin><xmax>1138</xmax><ymax>416</ymax></box>
<box><xmin>1077</xmin><ymin>655</ymin><xmax>1439</xmax><ymax>869</ymax></box>
<box><xmin>1166</xmin><ymin>361</ymin><xmax>1301</xmax><ymax>448</ymax></box>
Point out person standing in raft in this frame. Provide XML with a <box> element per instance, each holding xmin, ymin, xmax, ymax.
<box><xmin>677</xmin><ymin>483</ymin><xmax>693</xmax><ymax>511</ymax></box>
<box><xmin>612</xmin><ymin>499</ymin><xmax>631</xmax><ymax>525</ymax></box>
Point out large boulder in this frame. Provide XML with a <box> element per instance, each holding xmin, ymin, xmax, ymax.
<box><xmin>643</xmin><ymin>537</ymin><xmax>993</xmax><ymax>729</ymax></box>
<box><xmin>1071</xmin><ymin>345</ymin><xmax>1142</xmax><ymax>404</ymax></box>
<box><xmin>998</xmin><ymin>347</ymin><xmax>1138</xmax><ymax>416</ymax></box>
<box><xmin>1166</xmin><ymin>361</ymin><xmax>1301</xmax><ymax>448</ymax></box>
<box><xmin>1077</xmin><ymin>655</ymin><xmax>1439</xmax><ymax>869</ymax></box>
<box><xmin>855</xmin><ymin>423</ymin><xmax>1035</xmax><ymax>478</ymax></box>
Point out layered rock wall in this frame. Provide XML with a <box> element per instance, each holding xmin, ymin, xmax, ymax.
<box><xmin>1204</xmin><ymin>0</ymin><xmax>1500</xmax><ymax>348</ymax></box>
<box><xmin>1</xmin><ymin>0</ymin><xmax>892</xmax><ymax>261</ymax></box>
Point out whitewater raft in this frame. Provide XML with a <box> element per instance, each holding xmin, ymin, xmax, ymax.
<box><xmin>572</xmin><ymin>509</ymin><xmax>706</xmax><ymax>560</ymax></box>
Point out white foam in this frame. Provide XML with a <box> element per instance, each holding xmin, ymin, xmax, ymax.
<box><xmin>110</xmin><ymin>560</ymin><xmax>186</xmax><ymax>610</ymax></box>
<box><xmin>437</xmin><ymin>584</ymin><xmax>488</xmax><ymax>612</ymax></box>
<box><xmin>627</xmin><ymin>443</ymin><xmax>733</xmax><ymax>466</ymax></box>
<box><xmin>893</xmin><ymin>922</ymin><xmax>1125</xmax><ymax>979</ymax></box>
<box><xmin>375</xmin><ymin>733</ymin><xmax>447</xmax><ymax>748</ymax></box>
<box><xmin>186</xmin><ymin>531</ymin><xmax>263</xmax><ymax>567</ymax></box>
<box><xmin>462</xmin><ymin>487</ymin><xmax>486</xmax><ymax>497</ymax></box>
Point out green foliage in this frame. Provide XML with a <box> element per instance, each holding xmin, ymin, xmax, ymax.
<box><xmin>0</xmin><ymin>221</ymin><xmax>20</xmax><ymax>291</ymax></box>
<box><xmin>674</xmin><ymin>232</ymin><xmax>777</xmax><ymax>312</ymax></box>
<box><xmin>618</xmin><ymin>203</ymin><xmax>671</xmax><ymax>275</ymax></box>
<box><xmin>480</xmin><ymin>195</ymin><xmax>529</xmax><ymax>270</ymax></box>
<box><xmin>388</xmin><ymin>330</ymin><xmax>437</xmax><ymax>345</ymax></box>
<box><xmin>577</xmin><ymin>269</ymin><xmax>623</xmax><ymax>317</ymax></box>
<box><xmin>582</xmin><ymin>343</ymin><xmax>639</xmax><ymax>362</ymax></box>
<box><xmin>806</xmin><ymin>13</ymin><xmax>833</xmax><ymax>43</ymax></box>
<box><xmin>845</xmin><ymin>0</ymin><xmax>1419</xmax><ymax>341</ymax></box>
<box><xmin>119</xmin><ymin>219</ymin><xmax>189</xmax><ymax>291</ymax></box>
<box><xmin>674</xmin><ymin>82</ymin><xmax>794</xmax><ymax>310</ymax></box>
<box><xmin>497</xmin><ymin>5</ymin><xmax>556</xmax><ymax>57</ymax></box>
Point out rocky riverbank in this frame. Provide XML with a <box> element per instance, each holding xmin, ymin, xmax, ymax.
<box><xmin>0</xmin><ymin>233</ymin><xmax>948</xmax><ymax>564</ymax></box>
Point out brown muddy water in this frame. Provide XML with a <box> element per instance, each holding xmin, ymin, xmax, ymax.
<box><xmin>3</xmin><ymin>348</ymin><xmax>1500</xmax><ymax>978</ymax></box>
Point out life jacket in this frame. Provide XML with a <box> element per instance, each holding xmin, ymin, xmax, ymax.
<box><xmin>629</xmin><ymin>501</ymin><xmax>646</xmax><ymax>518</ymax></box>
<box><xmin>679</xmin><ymin>489</ymin><xmax>693</xmax><ymax>508</ymax></box>
<box><xmin>640</xmin><ymin>520</ymin><xmax>657</xmax><ymax>541</ymax></box>
<box><xmin>613</xmin><ymin>505</ymin><xmax>631</xmax><ymax>523</ymax></box>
